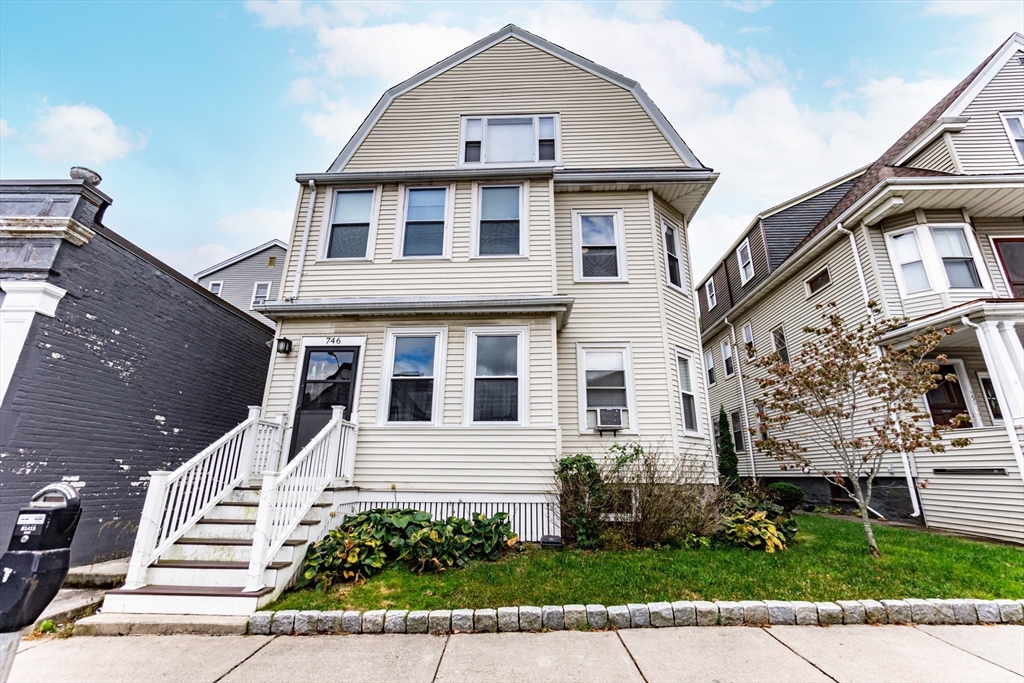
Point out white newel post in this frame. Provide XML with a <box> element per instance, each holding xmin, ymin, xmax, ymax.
<box><xmin>341</xmin><ymin>412</ymin><xmax>358</xmax><ymax>483</ymax></box>
<box><xmin>244</xmin><ymin>472</ymin><xmax>279</xmax><ymax>592</ymax></box>
<box><xmin>271</xmin><ymin>414</ymin><xmax>286</xmax><ymax>472</ymax></box>
<box><xmin>239</xmin><ymin>406</ymin><xmax>262</xmax><ymax>481</ymax></box>
<box><xmin>124</xmin><ymin>470</ymin><xmax>169</xmax><ymax>589</ymax></box>
<box><xmin>329</xmin><ymin>406</ymin><xmax>345</xmax><ymax>479</ymax></box>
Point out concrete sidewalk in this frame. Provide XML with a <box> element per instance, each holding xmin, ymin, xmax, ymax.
<box><xmin>9</xmin><ymin>625</ymin><xmax>1023</xmax><ymax>682</ymax></box>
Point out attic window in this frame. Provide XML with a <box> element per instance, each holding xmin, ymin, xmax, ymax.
<box><xmin>805</xmin><ymin>267</ymin><xmax>832</xmax><ymax>296</ymax></box>
<box><xmin>1000</xmin><ymin>113</ymin><xmax>1024</xmax><ymax>164</ymax></box>
<box><xmin>737</xmin><ymin>238</ymin><xmax>754</xmax><ymax>284</ymax></box>
<box><xmin>462</xmin><ymin>115</ymin><xmax>559</xmax><ymax>165</ymax></box>
<box><xmin>267</xmin><ymin>256</ymin><xmax>276</xmax><ymax>267</ymax></box>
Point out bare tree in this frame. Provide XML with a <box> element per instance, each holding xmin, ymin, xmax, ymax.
<box><xmin>752</xmin><ymin>302</ymin><xmax>970</xmax><ymax>557</ymax></box>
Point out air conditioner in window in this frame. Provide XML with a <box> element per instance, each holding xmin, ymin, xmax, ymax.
<box><xmin>596</xmin><ymin>408</ymin><xmax>624</xmax><ymax>430</ymax></box>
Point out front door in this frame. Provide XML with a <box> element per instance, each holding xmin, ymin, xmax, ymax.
<box><xmin>290</xmin><ymin>347</ymin><xmax>360</xmax><ymax>459</ymax></box>
<box><xmin>925</xmin><ymin>364</ymin><xmax>973</xmax><ymax>428</ymax></box>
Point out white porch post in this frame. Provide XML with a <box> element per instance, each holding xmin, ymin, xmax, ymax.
<box><xmin>244</xmin><ymin>471</ymin><xmax>278</xmax><ymax>592</ymax></box>
<box><xmin>238</xmin><ymin>406</ymin><xmax>262</xmax><ymax>481</ymax></box>
<box><xmin>341</xmin><ymin>412</ymin><xmax>358</xmax><ymax>484</ymax></box>
<box><xmin>978</xmin><ymin>321</ymin><xmax>1023</xmax><ymax>421</ymax></box>
<box><xmin>996</xmin><ymin>321</ymin><xmax>1024</xmax><ymax>385</ymax></box>
<box><xmin>124</xmin><ymin>470</ymin><xmax>169</xmax><ymax>589</ymax></box>
<box><xmin>328</xmin><ymin>406</ymin><xmax>345</xmax><ymax>479</ymax></box>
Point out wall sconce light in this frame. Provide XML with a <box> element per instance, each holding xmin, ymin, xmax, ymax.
<box><xmin>276</xmin><ymin>337</ymin><xmax>293</xmax><ymax>355</ymax></box>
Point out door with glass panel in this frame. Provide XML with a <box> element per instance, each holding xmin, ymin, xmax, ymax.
<box><xmin>290</xmin><ymin>347</ymin><xmax>360</xmax><ymax>459</ymax></box>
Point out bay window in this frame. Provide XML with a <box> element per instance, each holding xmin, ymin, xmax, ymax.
<box><xmin>933</xmin><ymin>227</ymin><xmax>982</xmax><ymax>289</ymax></box>
<box><xmin>677</xmin><ymin>354</ymin><xmax>699</xmax><ymax>434</ymax></box>
<box><xmin>664</xmin><ymin>219</ymin><xmax>683</xmax><ymax>289</ymax></box>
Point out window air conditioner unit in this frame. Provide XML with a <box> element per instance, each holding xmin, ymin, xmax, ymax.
<box><xmin>596</xmin><ymin>408</ymin><xmax>624</xmax><ymax>430</ymax></box>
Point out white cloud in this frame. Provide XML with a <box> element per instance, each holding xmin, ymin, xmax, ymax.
<box><xmin>28</xmin><ymin>104</ymin><xmax>147</xmax><ymax>164</ymax></box>
<box><xmin>0</xmin><ymin>119</ymin><xmax>16</xmax><ymax>139</ymax></box>
<box><xmin>301</xmin><ymin>98</ymin><xmax>371</xmax><ymax>146</ymax></box>
<box><xmin>924</xmin><ymin>1</ymin><xmax>1024</xmax><ymax>52</ymax></box>
<box><xmin>246</xmin><ymin>0</ymin><xmax>403</xmax><ymax>28</ymax></box>
<box><xmin>723</xmin><ymin>1</ymin><xmax>774</xmax><ymax>13</ymax></box>
<box><xmin>689</xmin><ymin>212</ymin><xmax>754</xmax><ymax>282</ymax></box>
<box><xmin>213</xmin><ymin>208</ymin><xmax>292</xmax><ymax>241</ymax></box>
<box><xmin>738</xmin><ymin>25</ymin><xmax>771</xmax><ymax>34</ymax></box>
<box><xmin>153</xmin><ymin>243</ymin><xmax>238</xmax><ymax>278</ymax></box>
<box><xmin>614</xmin><ymin>0</ymin><xmax>669</xmax><ymax>20</ymax></box>
<box><xmin>155</xmin><ymin>208</ymin><xmax>292</xmax><ymax>275</ymax></box>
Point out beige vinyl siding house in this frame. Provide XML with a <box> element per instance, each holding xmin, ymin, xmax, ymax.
<box><xmin>196</xmin><ymin>239</ymin><xmax>287</xmax><ymax>328</ymax></box>
<box><xmin>698</xmin><ymin>33</ymin><xmax>1024</xmax><ymax>544</ymax></box>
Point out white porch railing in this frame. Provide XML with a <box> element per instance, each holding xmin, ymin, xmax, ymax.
<box><xmin>124</xmin><ymin>406</ymin><xmax>284</xmax><ymax>589</ymax></box>
<box><xmin>244</xmin><ymin>406</ymin><xmax>357</xmax><ymax>592</ymax></box>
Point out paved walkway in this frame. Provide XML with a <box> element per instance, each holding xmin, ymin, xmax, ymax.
<box><xmin>10</xmin><ymin>625</ymin><xmax>1023</xmax><ymax>682</ymax></box>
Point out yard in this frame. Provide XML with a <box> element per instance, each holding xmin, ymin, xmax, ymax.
<box><xmin>268</xmin><ymin>514</ymin><xmax>1024</xmax><ymax>612</ymax></box>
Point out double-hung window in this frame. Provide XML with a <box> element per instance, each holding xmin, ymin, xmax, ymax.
<box><xmin>772</xmin><ymin>326</ymin><xmax>790</xmax><ymax>365</ymax></box>
<box><xmin>890</xmin><ymin>230</ymin><xmax>931</xmax><ymax>294</ymax></box>
<box><xmin>381</xmin><ymin>329</ymin><xmax>445</xmax><ymax>425</ymax></box>
<box><xmin>466</xmin><ymin>327</ymin><xmax>527</xmax><ymax>424</ymax></box>
<box><xmin>578</xmin><ymin>344</ymin><xmax>635</xmax><ymax>432</ymax></box>
<box><xmin>462</xmin><ymin>115</ymin><xmax>558</xmax><ymax>165</ymax></box>
<box><xmin>677</xmin><ymin>354</ymin><xmax>699</xmax><ymax>434</ymax></box>
<box><xmin>327</xmin><ymin>189</ymin><xmax>376</xmax><ymax>259</ymax></box>
<box><xmin>208</xmin><ymin>281</ymin><xmax>222</xmax><ymax>296</ymax></box>
<box><xmin>251</xmin><ymin>282</ymin><xmax>271</xmax><ymax>308</ymax></box>
<box><xmin>704</xmin><ymin>349</ymin><xmax>716</xmax><ymax>386</ymax></box>
<box><xmin>574</xmin><ymin>210</ymin><xmax>626</xmax><ymax>281</ymax></box>
<box><xmin>737</xmin><ymin>238</ymin><xmax>754</xmax><ymax>284</ymax></box>
<box><xmin>932</xmin><ymin>227</ymin><xmax>982</xmax><ymax>289</ymax></box>
<box><xmin>742</xmin><ymin>323</ymin><xmax>755</xmax><ymax>359</ymax></box>
<box><xmin>754</xmin><ymin>401</ymin><xmax>769</xmax><ymax>442</ymax></box>
<box><xmin>1000</xmin><ymin>112</ymin><xmax>1024</xmax><ymax>164</ymax></box>
<box><xmin>663</xmin><ymin>220</ymin><xmax>683</xmax><ymax>289</ymax></box>
<box><xmin>477</xmin><ymin>185</ymin><xmax>523</xmax><ymax>256</ymax></box>
<box><xmin>705</xmin><ymin>279</ymin><xmax>717</xmax><ymax>309</ymax></box>
<box><xmin>731</xmin><ymin>410</ymin><xmax>745</xmax><ymax>453</ymax></box>
<box><xmin>401</xmin><ymin>187</ymin><xmax>449</xmax><ymax>258</ymax></box>
<box><xmin>721</xmin><ymin>340</ymin><xmax>735</xmax><ymax>377</ymax></box>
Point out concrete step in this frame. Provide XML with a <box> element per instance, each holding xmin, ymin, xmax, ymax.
<box><xmin>63</xmin><ymin>558</ymin><xmax>129</xmax><ymax>590</ymax></box>
<box><xmin>101</xmin><ymin>585</ymin><xmax>271</xmax><ymax>617</ymax></box>
<box><xmin>73</xmin><ymin>612</ymin><xmax>250</xmax><ymax>636</ymax></box>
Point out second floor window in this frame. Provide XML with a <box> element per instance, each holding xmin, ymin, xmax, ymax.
<box><xmin>891</xmin><ymin>230</ymin><xmax>930</xmax><ymax>294</ymax></box>
<box><xmin>574</xmin><ymin>211</ymin><xmax>626</xmax><ymax>281</ymax></box>
<box><xmin>677</xmin><ymin>354</ymin><xmax>698</xmax><ymax>433</ymax></box>
<box><xmin>402</xmin><ymin>187</ymin><xmax>448</xmax><ymax>258</ymax></box>
<box><xmin>251</xmin><ymin>282</ymin><xmax>270</xmax><ymax>307</ymax></box>
<box><xmin>772</xmin><ymin>326</ymin><xmax>790</xmax><ymax>365</ymax></box>
<box><xmin>462</xmin><ymin>115</ymin><xmax>558</xmax><ymax>165</ymax></box>
<box><xmin>737</xmin><ymin>238</ymin><xmax>754</xmax><ymax>284</ymax></box>
<box><xmin>994</xmin><ymin>238</ymin><xmax>1024</xmax><ymax>297</ymax></box>
<box><xmin>328</xmin><ymin>189</ymin><xmax>374</xmax><ymax>259</ymax></box>
<box><xmin>706</xmin><ymin>278</ymin><xmax>717</xmax><ymax>309</ymax></box>
<box><xmin>721</xmin><ymin>339</ymin><xmax>735</xmax><ymax>377</ymax></box>
<box><xmin>933</xmin><ymin>227</ymin><xmax>981</xmax><ymax>289</ymax></box>
<box><xmin>704</xmin><ymin>349</ymin><xmax>715</xmax><ymax>386</ymax></box>
<box><xmin>478</xmin><ymin>186</ymin><xmax>522</xmax><ymax>256</ymax></box>
<box><xmin>664</xmin><ymin>220</ymin><xmax>682</xmax><ymax>289</ymax></box>
<box><xmin>742</xmin><ymin>323</ymin><xmax>754</xmax><ymax>359</ymax></box>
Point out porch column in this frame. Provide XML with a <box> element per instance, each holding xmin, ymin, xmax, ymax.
<box><xmin>996</xmin><ymin>320</ymin><xmax>1023</xmax><ymax>384</ymax></box>
<box><xmin>972</xmin><ymin>321</ymin><xmax>1023</xmax><ymax>421</ymax></box>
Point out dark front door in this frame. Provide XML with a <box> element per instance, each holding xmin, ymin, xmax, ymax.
<box><xmin>290</xmin><ymin>347</ymin><xmax>360</xmax><ymax>459</ymax></box>
<box><xmin>926</xmin><ymin>364</ymin><xmax>973</xmax><ymax>428</ymax></box>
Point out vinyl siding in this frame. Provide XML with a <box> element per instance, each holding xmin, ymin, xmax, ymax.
<box><xmin>950</xmin><ymin>49</ymin><xmax>1024</xmax><ymax>174</ymax></box>
<box><xmin>197</xmin><ymin>245</ymin><xmax>286</xmax><ymax>327</ymax></box>
<box><xmin>344</xmin><ymin>37</ymin><xmax>684</xmax><ymax>171</ymax></box>
<box><xmin>906</xmin><ymin>136</ymin><xmax>957</xmax><ymax>173</ymax></box>
<box><xmin>975</xmin><ymin>216</ymin><xmax>1024</xmax><ymax>298</ymax></box>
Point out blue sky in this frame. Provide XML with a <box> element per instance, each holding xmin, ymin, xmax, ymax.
<box><xmin>1</xmin><ymin>1</ymin><xmax>1020</xmax><ymax>279</ymax></box>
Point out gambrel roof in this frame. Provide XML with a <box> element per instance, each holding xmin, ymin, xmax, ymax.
<box><xmin>327</xmin><ymin>24</ymin><xmax>707</xmax><ymax>172</ymax></box>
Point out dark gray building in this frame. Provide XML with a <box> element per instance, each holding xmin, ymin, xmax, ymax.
<box><xmin>0</xmin><ymin>170</ymin><xmax>274</xmax><ymax>566</ymax></box>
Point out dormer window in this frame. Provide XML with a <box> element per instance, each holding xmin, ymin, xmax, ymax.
<box><xmin>1000</xmin><ymin>112</ymin><xmax>1024</xmax><ymax>164</ymax></box>
<box><xmin>461</xmin><ymin>115</ymin><xmax>559</xmax><ymax>165</ymax></box>
<box><xmin>705</xmin><ymin>279</ymin><xmax>717</xmax><ymax>309</ymax></box>
<box><xmin>737</xmin><ymin>238</ymin><xmax>754</xmax><ymax>284</ymax></box>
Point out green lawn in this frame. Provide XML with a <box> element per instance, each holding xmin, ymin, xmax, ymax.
<box><xmin>268</xmin><ymin>514</ymin><xmax>1024</xmax><ymax>612</ymax></box>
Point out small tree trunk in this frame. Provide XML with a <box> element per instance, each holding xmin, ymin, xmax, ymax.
<box><xmin>859</xmin><ymin>503</ymin><xmax>881</xmax><ymax>558</ymax></box>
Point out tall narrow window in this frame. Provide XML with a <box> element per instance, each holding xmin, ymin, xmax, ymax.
<box><xmin>464</xmin><ymin>118</ymin><xmax>482</xmax><ymax>162</ymax></box>
<box><xmin>754</xmin><ymin>401</ymin><xmax>768</xmax><ymax>442</ymax></box>
<box><xmin>932</xmin><ymin>227</ymin><xmax>981</xmax><ymax>289</ymax></box>
<box><xmin>328</xmin><ymin>189</ymin><xmax>374</xmax><ymax>259</ymax></box>
<box><xmin>251</xmin><ymin>282</ymin><xmax>271</xmax><ymax>307</ymax></box>
<box><xmin>469</xmin><ymin>331</ymin><xmax>523</xmax><ymax>423</ymax></box>
<box><xmin>575</xmin><ymin>211</ymin><xmax>625</xmax><ymax>281</ymax></box>
<box><xmin>478</xmin><ymin>186</ymin><xmax>521</xmax><ymax>256</ymax></box>
<box><xmin>993</xmin><ymin>238</ymin><xmax>1024</xmax><ymax>297</ymax></box>
<box><xmin>742</xmin><ymin>323</ymin><xmax>754</xmax><ymax>359</ymax></box>
<box><xmin>772</xmin><ymin>327</ymin><xmax>790</xmax><ymax>365</ymax></box>
<box><xmin>977</xmin><ymin>373</ymin><xmax>1003</xmax><ymax>422</ymax></box>
<box><xmin>386</xmin><ymin>335</ymin><xmax>439</xmax><ymax>423</ymax></box>
<box><xmin>891</xmin><ymin>231</ymin><xmax>931</xmax><ymax>294</ymax></box>
<box><xmin>579</xmin><ymin>345</ymin><xmax>634</xmax><ymax>431</ymax></box>
<box><xmin>208</xmin><ymin>281</ymin><xmax>222</xmax><ymax>296</ymax></box>
<box><xmin>704</xmin><ymin>349</ymin><xmax>716</xmax><ymax>385</ymax></box>
<box><xmin>403</xmin><ymin>187</ymin><xmax>447</xmax><ymax>257</ymax></box>
<box><xmin>1000</xmin><ymin>112</ymin><xmax>1024</xmax><ymax>163</ymax></box>
<box><xmin>677</xmin><ymin>355</ymin><xmax>698</xmax><ymax>433</ymax></box>
<box><xmin>705</xmin><ymin>279</ymin><xmax>717</xmax><ymax>308</ymax></box>
<box><xmin>731</xmin><ymin>410</ymin><xmax>745</xmax><ymax>453</ymax></box>
<box><xmin>664</xmin><ymin>221</ymin><xmax>682</xmax><ymax>288</ymax></box>
<box><xmin>721</xmin><ymin>340</ymin><xmax>735</xmax><ymax>377</ymax></box>
<box><xmin>737</xmin><ymin>239</ymin><xmax>754</xmax><ymax>284</ymax></box>
<box><xmin>538</xmin><ymin>116</ymin><xmax>556</xmax><ymax>161</ymax></box>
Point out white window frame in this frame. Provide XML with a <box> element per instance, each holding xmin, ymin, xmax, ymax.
<box><xmin>662</xmin><ymin>217</ymin><xmax>685</xmax><ymax>291</ymax></box>
<box><xmin>704</xmin><ymin>349</ymin><xmax>716</xmax><ymax>386</ymax></box>
<box><xmin>721</xmin><ymin>339</ymin><xmax>735</xmax><ymax>378</ymax></box>
<box><xmin>772</xmin><ymin>325</ymin><xmax>790</xmax><ymax>365</ymax></box>
<box><xmin>377</xmin><ymin>327</ymin><xmax>448</xmax><ymax>428</ymax></box>
<box><xmin>742</xmin><ymin>323</ymin><xmax>755</xmax><ymax>359</ymax></box>
<box><xmin>886</xmin><ymin>227</ymin><xmax>934</xmax><ymax>297</ymax></box>
<box><xmin>730</xmin><ymin>409</ymin><xmax>746</xmax><ymax>453</ymax></box>
<box><xmin>976</xmin><ymin>371</ymin><xmax>1004</xmax><ymax>424</ymax></box>
<box><xmin>998</xmin><ymin>111</ymin><xmax>1024</xmax><ymax>165</ymax></box>
<box><xmin>676</xmin><ymin>351</ymin><xmax>701</xmax><ymax>436</ymax></box>
<box><xmin>394</xmin><ymin>184</ymin><xmax>455</xmax><ymax>261</ymax></box>
<box><xmin>804</xmin><ymin>266</ymin><xmax>833</xmax><ymax>298</ymax></box>
<box><xmin>463</xmin><ymin>326</ymin><xmax>529</xmax><ymax>427</ymax></box>
<box><xmin>250</xmin><ymin>281</ymin><xmax>272</xmax><ymax>309</ymax></box>
<box><xmin>929</xmin><ymin>224</ymin><xmax>991</xmax><ymax>292</ymax></box>
<box><xmin>319</xmin><ymin>186</ymin><xmax>381</xmax><ymax>261</ymax></box>
<box><xmin>458</xmin><ymin>114</ymin><xmax>561</xmax><ymax>167</ymax></box>
<box><xmin>736</xmin><ymin>238</ymin><xmax>754</xmax><ymax>285</ymax></box>
<box><xmin>922</xmin><ymin>357</ymin><xmax>983</xmax><ymax>428</ymax></box>
<box><xmin>885</xmin><ymin>224</ymin><xmax>993</xmax><ymax>298</ymax></box>
<box><xmin>208</xmin><ymin>281</ymin><xmax>223</xmax><ymax>296</ymax></box>
<box><xmin>470</xmin><ymin>181</ymin><xmax>530</xmax><ymax>259</ymax></box>
<box><xmin>705</xmin><ymin>278</ymin><xmax>717</xmax><ymax>309</ymax></box>
<box><xmin>576</xmin><ymin>342</ymin><xmax>637</xmax><ymax>434</ymax></box>
<box><xmin>572</xmin><ymin>209</ymin><xmax>628</xmax><ymax>283</ymax></box>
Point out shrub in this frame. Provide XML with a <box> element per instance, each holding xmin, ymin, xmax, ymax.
<box><xmin>766</xmin><ymin>482</ymin><xmax>804</xmax><ymax>512</ymax></box>
<box><xmin>720</xmin><ymin>489</ymin><xmax>798</xmax><ymax>551</ymax></box>
<box><xmin>555</xmin><ymin>453</ymin><xmax>605</xmax><ymax>548</ymax></box>
<box><xmin>300</xmin><ymin>508</ymin><xmax>518</xmax><ymax>590</ymax></box>
<box><xmin>716</xmin><ymin>407</ymin><xmax>739</xmax><ymax>489</ymax></box>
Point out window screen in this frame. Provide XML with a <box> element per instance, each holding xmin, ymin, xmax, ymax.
<box><xmin>473</xmin><ymin>335</ymin><xmax>519</xmax><ymax>422</ymax></box>
<box><xmin>580</xmin><ymin>214</ymin><xmax>619</xmax><ymax>278</ymax></box>
<box><xmin>403</xmin><ymin>188</ymin><xmax>446</xmax><ymax>257</ymax></box>
<box><xmin>328</xmin><ymin>190</ymin><xmax>374</xmax><ymax>259</ymax></box>
<box><xmin>479</xmin><ymin>186</ymin><xmax>520</xmax><ymax>256</ymax></box>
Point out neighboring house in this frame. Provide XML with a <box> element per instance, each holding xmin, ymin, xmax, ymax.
<box><xmin>698</xmin><ymin>33</ymin><xmax>1024</xmax><ymax>544</ymax></box>
<box><xmin>107</xmin><ymin>24</ymin><xmax>717</xmax><ymax>615</ymax></box>
<box><xmin>195</xmin><ymin>239</ymin><xmax>288</xmax><ymax>328</ymax></box>
<box><xmin>0</xmin><ymin>171</ymin><xmax>274</xmax><ymax>566</ymax></box>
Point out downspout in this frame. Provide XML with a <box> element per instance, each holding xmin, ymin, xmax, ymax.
<box><xmin>724</xmin><ymin>317</ymin><xmax>756</xmax><ymax>478</ymax></box>
<box><xmin>838</xmin><ymin>222</ymin><xmax>921</xmax><ymax>517</ymax></box>
<box><xmin>289</xmin><ymin>179</ymin><xmax>316</xmax><ymax>301</ymax></box>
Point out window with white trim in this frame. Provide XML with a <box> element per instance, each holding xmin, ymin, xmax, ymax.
<box><xmin>704</xmin><ymin>349</ymin><xmax>716</xmax><ymax>386</ymax></box>
<box><xmin>208</xmin><ymin>281</ymin><xmax>222</xmax><ymax>296</ymax></box>
<box><xmin>476</xmin><ymin>185</ymin><xmax>523</xmax><ymax>257</ymax></box>
<box><xmin>1000</xmin><ymin>112</ymin><xmax>1024</xmax><ymax>164</ymax></box>
<box><xmin>737</xmin><ymin>238</ymin><xmax>754</xmax><ymax>284</ymax></box>
<box><xmin>754</xmin><ymin>401</ymin><xmax>768</xmax><ymax>442</ymax></box>
<box><xmin>977</xmin><ymin>372</ymin><xmax>1003</xmax><ymax>422</ymax></box>
<box><xmin>705</xmin><ymin>278</ymin><xmax>717</xmax><ymax>309</ymax></box>
<box><xmin>677</xmin><ymin>353</ymin><xmax>699</xmax><ymax>434</ymax></box>
<box><xmin>932</xmin><ymin>227</ymin><xmax>982</xmax><ymax>289</ymax></box>
<box><xmin>462</xmin><ymin>115</ymin><xmax>559</xmax><ymax>165</ymax></box>
<box><xmin>721</xmin><ymin>339</ymin><xmax>735</xmax><ymax>377</ymax></box>
<box><xmin>730</xmin><ymin>409</ymin><xmax>745</xmax><ymax>453</ymax></box>
<box><xmin>805</xmin><ymin>267</ymin><xmax>832</xmax><ymax>296</ymax></box>
<box><xmin>400</xmin><ymin>187</ymin><xmax>449</xmax><ymax>258</ymax></box>
<box><xmin>326</xmin><ymin>189</ymin><xmax>375</xmax><ymax>259</ymax></box>
<box><xmin>381</xmin><ymin>329</ymin><xmax>445</xmax><ymax>425</ymax></box>
<box><xmin>890</xmin><ymin>230</ymin><xmax>931</xmax><ymax>294</ymax></box>
<box><xmin>251</xmin><ymin>282</ymin><xmax>271</xmax><ymax>308</ymax></box>
<box><xmin>573</xmin><ymin>210</ymin><xmax>627</xmax><ymax>281</ymax></box>
<box><xmin>578</xmin><ymin>344</ymin><xmax>635</xmax><ymax>432</ymax></box>
<box><xmin>772</xmin><ymin>326</ymin><xmax>790</xmax><ymax>365</ymax></box>
<box><xmin>742</xmin><ymin>323</ymin><xmax>754</xmax><ymax>359</ymax></box>
<box><xmin>466</xmin><ymin>328</ymin><xmax>527</xmax><ymax>424</ymax></box>
<box><xmin>663</xmin><ymin>219</ymin><xmax>683</xmax><ymax>289</ymax></box>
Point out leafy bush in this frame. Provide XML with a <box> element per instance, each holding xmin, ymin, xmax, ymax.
<box><xmin>555</xmin><ymin>453</ymin><xmax>605</xmax><ymax>548</ymax></box>
<box><xmin>300</xmin><ymin>508</ymin><xmax>518</xmax><ymax>590</ymax></box>
<box><xmin>766</xmin><ymin>482</ymin><xmax>804</xmax><ymax>512</ymax></box>
<box><xmin>720</xmin><ymin>489</ymin><xmax>798</xmax><ymax>551</ymax></box>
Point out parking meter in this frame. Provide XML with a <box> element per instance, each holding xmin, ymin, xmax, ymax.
<box><xmin>0</xmin><ymin>483</ymin><xmax>81</xmax><ymax>683</ymax></box>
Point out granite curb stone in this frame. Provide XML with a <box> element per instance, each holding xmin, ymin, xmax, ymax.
<box><xmin>586</xmin><ymin>604</ymin><xmax>608</xmax><ymax>629</ymax></box>
<box><xmin>497</xmin><ymin>606</ymin><xmax>519</xmax><ymax>632</ymax></box>
<box><xmin>474</xmin><ymin>608</ymin><xmax>497</xmax><ymax>632</ymax></box>
<box><xmin>904</xmin><ymin>599</ymin><xmax>934</xmax><ymax>625</ymax></box>
<box><xmin>792</xmin><ymin>601</ymin><xmax>818</xmax><ymax>626</ymax></box>
<box><xmin>519</xmin><ymin>606</ymin><xmax>542</xmax><ymax>631</ymax></box>
<box><xmin>648</xmin><ymin>602</ymin><xmax>674</xmax><ymax>627</ymax></box>
<box><xmin>542</xmin><ymin>605</ymin><xmax>565</xmax><ymax>630</ymax></box>
<box><xmin>317</xmin><ymin>611</ymin><xmax>343</xmax><ymax>633</ymax></box>
<box><xmin>607</xmin><ymin>605</ymin><xmax>631</xmax><ymax>629</ymax></box>
<box><xmin>764</xmin><ymin>600</ymin><xmax>795</xmax><ymax>625</ymax></box>
<box><xmin>694</xmin><ymin>601</ymin><xmax>719</xmax><ymax>626</ymax></box>
<box><xmin>717</xmin><ymin>601</ymin><xmax>743</xmax><ymax>626</ymax></box>
<box><xmin>926</xmin><ymin>599</ymin><xmax>955</xmax><ymax>624</ymax></box>
<box><xmin>627</xmin><ymin>603</ymin><xmax>651</xmax><ymax>628</ymax></box>
<box><xmin>271</xmin><ymin>610</ymin><xmax>297</xmax><ymax>635</ymax></box>
<box><xmin>880</xmin><ymin>599</ymin><xmax>912</xmax><ymax>624</ymax></box>
<box><xmin>994</xmin><ymin>599</ymin><xmax>1024</xmax><ymax>624</ymax></box>
<box><xmin>815</xmin><ymin>602</ymin><xmax>843</xmax><ymax>625</ymax></box>
<box><xmin>248</xmin><ymin>611</ymin><xmax>272</xmax><ymax>635</ymax></box>
<box><xmin>860</xmin><ymin>599</ymin><xmax>888</xmax><ymax>624</ymax></box>
<box><xmin>948</xmin><ymin>599</ymin><xmax>978</xmax><ymax>624</ymax></box>
<box><xmin>671</xmin><ymin>601</ymin><xmax>696</xmax><ymax>626</ymax></box>
<box><xmin>428</xmin><ymin>609</ymin><xmax>452</xmax><ymax>634</ymax></box>
<box><xmin>407</xmin><ymin>611</ymin><xmax>429</xmax><ymax>634</ymax></box>
<box><xmin>740</xmin><ymin>601</ymin><xmax>769</xmax><ymax>626</ymax></box>
<box><xmin>836</xmin><ymin>600</ymin><xmax>865</xmax><ymax>625</ymax></box>
<box><xmin>294</xmin><ymin>610</ymin><xmax>320</xmax><ymax>635</ymax></box>
<box><xmin>564</xmin><ymin>604</ymin><xmax>588</xmax><ymax>630</ymax></box>
<box><xmin>362</xmin><ymin>610</ymin><xmax>386</xmax><ymax>634</ymax></box>
<box><xmin>974</xmin><ymin>600</ymin><xmax>1000</xmax><ymax>624</ymax></box>
<box><xmin>451</xmin><ymin>609</ymin><xmax>474</xmax><ymax>632</ymax></box>
<box><xmin>342</xmin><ymin>610</ymin><xmax>362</xmax><ymax>634</ymax></box>
<box><xmin>384</xmin><ymin>610</ymin><xmax>408</xmax><ymax>633</ymax></box>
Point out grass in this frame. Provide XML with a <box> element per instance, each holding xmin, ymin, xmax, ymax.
<box><xmin>268</xmin><ymin>514</ymin><xmax>1024</xmax><ymax>612</ymax></box>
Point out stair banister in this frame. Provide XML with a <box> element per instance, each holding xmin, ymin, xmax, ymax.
<box><xmin>239</xmin><ymin>406</ymin><xmax>263</xmax><ymax>480</ymax></box>
<box><xmin>244</xmin><ymin>471</ymin><xmax>279</xmax><ymax>592</ymax></box>
<box><xmin>124</xmin><ymin>470</ymin><xmax>170</xmax><ymax>589</ymax></box>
